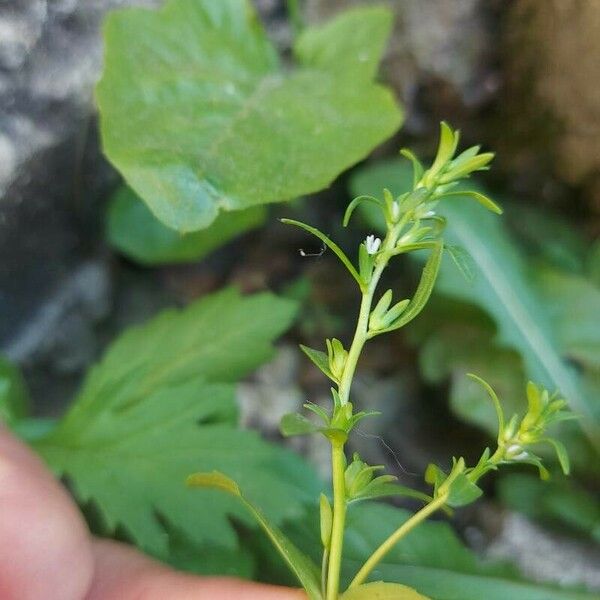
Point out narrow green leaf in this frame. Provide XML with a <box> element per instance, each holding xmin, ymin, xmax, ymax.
<box><xmin>374</xmin><ymin>241</ymin><xmax>443</xmax><ymax>334</ymax></box>
<box><xmin>281</xmin><ymin>219</ymin><xmax>363</xmax><ymax>288</ymax></box>
<box><xmin>440</xmin><ymin>153</ymin><xmax>494</xmax><ymax>182</ymax></box>
<box><xmin>381</xmin><ymin>299</ymin><xmax>410</xmax><ymax>328</ymax></box>
<box><xmin>344</xmin><ymin>195</ymin><xmax>382</xmax><ymax>227</ymax></box>
<box><xmin>428</xmin><ymin>121</ymin><xmax>458</xmax><ymax>179</ymax></box>
<box><xmin>319</xmin><ymin>493</ymin><xmax>333</xmax><ymax>550</ymax></box>
<box><xmin>370</xmin><ymin>289</ymin><xmax>393</xmax><ymax>330</ymax></box>
<box><xmin>439</xmin><ymin>190</ymin><xmax>503</xmax><ymax>215</ymax></box>
<box><xmin>543</xmin><ymin>438</ymin><xmax>571</xmax><ymax>475</ymax></box>
<box><xmin>466</xmin><ymin>374</ymin><xmax>505</xmax><ymax>440</ymax></box>
<box><xmin>300</xmin><ymin>344</ymin><xmax>336</xmax><ymax>382</ymax></box>
<box><xmin>280</xmin><ymin>413</ymin><xmax>321</xmax><ymax>437</ymax></box>
<box><xmin>400</xmin><ymin>148</ymin><xmax>424</xmax><ymax>188</ymax></box>
<box><xmin>188</xmin><ymin>471</ymin><xmax>322</xmax><ymax>599</ymax></box>
<box><xmin>359</xmin><ymin>243</ymin><xmax>374</xmax><ymax>284</ymax></box>
<box><xmin>341</xmin><ymin>582</ymin><xmax>430</xmax><ymax>600</ymax></box>
<box><xmin>350</xmin><ymin>481</ymin><xmax>433</xmax><ymax>506</ymax></box>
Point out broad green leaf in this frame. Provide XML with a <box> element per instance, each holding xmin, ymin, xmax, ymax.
<box><xmin>164</xmin><ymin>525</ymin><xmax>256</xmax><ymax>578</ymax></box>
<box><xmin>279</xmin><ymin>503</ymin><xmax>597</xmax><ymax>600</ymax></box>
<box><xmin>187</xmin><ymin>472</ymin><xmax>322</xmax><ymax>599</ymax></box>
<box><xmin>107</xmin><ymin>186</ymin><xmax>265</xmax><ymax>265</ymax></box>
<box><xmin>341</xmin><ymin>582</ymin><xmax>430</xmax><ymax>600</ymax></box>
<box><xmin>536</xmin><ymin>267</ymin><xmax>600</xmax><ymax>370</ymax></box>
<box><xmin>60</xmin><ymin>287</ymin><xmax>297</xmax><ymax>416</ymax></box>
<box><xmin>0</xmin><ymin>356</ymin><xmax>29</xmax><ymax>425</ymax></box>
<box><xmin>445</xmin><ymin>244</ymin><xmax>475</xmax><ymax>283</ymax></box>
<box><xmin>97</xmin><ymin>0</ymin><xmax>402</xmax><ymax>232</ymax></box>
<box><xmin>33</xmin><ymin>289</ymin><xmax>321</xmax><ymax>555</ymax></box>
<box><xmin>351</xmin><ymin>160</ymin><xmax>600</xmax><ymax>451</ymax></box>
<box><xmin>506</xmin><ymin>204</ymin><xmax>588</xmax><ymax>273</ymax></box>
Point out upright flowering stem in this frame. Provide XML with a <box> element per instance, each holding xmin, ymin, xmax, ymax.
<box><xmin>325</xmin><ymin>225</ymin><xmax>404</xmax><ymax>599</ymax></box>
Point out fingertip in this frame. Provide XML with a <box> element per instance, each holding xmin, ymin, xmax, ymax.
<box><xmin>0</xmin><ymin>427</ymin><xmax>94</xmax><ymax>600</ymax></box>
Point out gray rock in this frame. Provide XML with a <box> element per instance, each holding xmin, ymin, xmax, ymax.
<box><xmin>485</xmin><ymin>512</ymin><xmax>600</xmax><ymax>591</ymax></box>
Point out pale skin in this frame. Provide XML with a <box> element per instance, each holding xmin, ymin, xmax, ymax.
<box><xmin>0</xmin><ymin>425</ymin><xmax>305</xmax><ymax>600</ymax></box>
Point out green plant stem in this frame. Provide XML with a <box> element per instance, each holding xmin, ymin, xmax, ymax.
<box><xmin>348</xmin><ymin>493</ymin><xmax>449</xmax><ymax>589</ymax></box>
<box><xmin>326</xmin><ymin>222</ymin><xmax>408</xmax><ymax>598</ymax></box>
<box><xmin>326</xmin><ymin>441</ymin><xmax>347</xmax><ymax>600</ymax></box>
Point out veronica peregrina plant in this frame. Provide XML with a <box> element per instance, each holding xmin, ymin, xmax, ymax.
<box><xmin>188</xmin><ymin>123</ymin><xmax>575</xmax><ymax>600</ymax></box>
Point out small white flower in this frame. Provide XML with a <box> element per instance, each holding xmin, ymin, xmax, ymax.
<box><xmin>391</xmin><ymin>201</ymin><xmax>400</xmax><ymax>221</ymax></box>
<box><xmin>365</xmin><ymin>234</ymin><xmax>381</xmax><ymax>255</ymax></box>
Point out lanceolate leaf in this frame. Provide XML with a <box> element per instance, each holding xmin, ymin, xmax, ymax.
<box><xmin>187</xmin><ymin>472</ymin><xmax>323</xmax><ymax>599</ymax></box>
<box><xmin>300</xmin><ymin>344</ymin><xmax>336</xmax><ymax>382</ymax></box>
<box><xmin>33</xmin><ymin>289</ymin><xmax>321</xmax><ymax>555</ymax></box>
<box><xmin>97</xmin><ymin>0</ymin><xmax>402</xmax><ymax>232</ymax></box>
<box><xmin>107</xmin><ymin>186</ymin><xmax>266</xmax><ymax>265</ymax></box>
<box><xmin>351</xmin><ymin>160</ymin><xmax>600</xmax><ymax>451</ymax></box>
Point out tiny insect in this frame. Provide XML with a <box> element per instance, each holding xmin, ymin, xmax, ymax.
<box><xmin>299</xmin><ymin>243</ymin><xmax>326</xmax><ymax>257</ymax></box>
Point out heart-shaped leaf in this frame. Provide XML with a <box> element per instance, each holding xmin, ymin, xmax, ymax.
<box><xmin>97</xmin><ymin>0</ymin><xmax>402</xmax><ymax>232</ymax></box>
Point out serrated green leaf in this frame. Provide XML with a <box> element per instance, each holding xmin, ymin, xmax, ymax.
<box><xmin>0</xmin><ymin>356</ymin><xmax>29</xmax><ymax>426</ymax></box>
<box><xmin>187</xmin><ymin>471</ymin><xmax>322</xmax><ymax>599</ymax></box>
<box><xmin>32</xmin><ymin>289</ymin><xmax>320</xmax><ymax>555</ymax></box>
<box><xmin>107</xmin><ymin>186</ymin><xmax>266</xmax><ymax>265</ymax></box>
<box><xmin>341</xmin><ymin>582</ymin><xmax>430</xmax><ymax>600</ymax></box>
<box><xmin>97</xmin><ymin>0</ymin><xmax>402</xmax><ymax>232</ymax></box>
<box><xmin>300</xmin><ymin>344</ymin><xmax>336</xmax><ymax>382</ymax></box>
